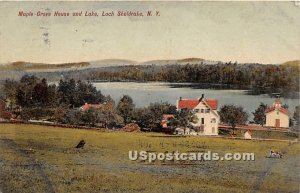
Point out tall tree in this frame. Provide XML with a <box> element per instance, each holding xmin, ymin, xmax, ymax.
<box><xmin>17</xmin><ymin>75</ymin><xmax>39</xmax><ymax>107</ymax></box>
<box><xmin>169</xmin><ymin>109</ymin><xmax>198</xmax><ymax>134</ymax></box>
<box><xmin>33</xmin><ymin>78</ymin><xmax>48</xmax><ymax>107</ymax></box>
<box><xmin>116</xmin><ymin>95</ymin><xmax>135</xmax><ymax>124</ymax></box>
<box><xmin>75</xmin><ymin>80</ymin><xmax>104</xmax><ymax>106</ymax></box>
<box><xmin>293</xmin><ymin>106</ymin><xmax>300</xmax><ymax>127</ymax></box>
<box><xmin>133</xmin><ymin>102</ymin><xmax>177</xmax><ymax>132</ymax></box>
<box><xmin>58</xmin><ymin>79</ymin><xmax>77</xmax><ymax>107</ymax></box>
<box><xmin>252</xmin><ymin>103</ymin><xmax>268</xmax><ymax>126</ymax></box>
<box><xmin>219</xmin><ymin>105</ymin><xmax>248</xmax><ymax>134</ymax></box>
<box><xmin>2</xmin><ymin>79</ymin><xmax>19</xmax><ymax>110</ymax></box>
<box><xmin>58</xmin><ymin>79</ymin><xmax>104</xmax><ymax>107</ymax></box>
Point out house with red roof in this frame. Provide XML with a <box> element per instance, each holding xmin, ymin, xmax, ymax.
<box><xmin>265</xmin><ymin>99</ymin><xmax>289</xmax><ymax>128</ymax></box>
<box><xmin>80</xmin><ymin>100</ymin><xmax>115</xmax><ymax>112</ymax></box>
<box><xmin>176</xmin><ymin>94</ymin><xmax>219</xmax><ymax>135</ymax></box>
<box><xmin>80</xmin><ymin>103</ymin><xmax>103</xmax><ymax>111</ymax></box>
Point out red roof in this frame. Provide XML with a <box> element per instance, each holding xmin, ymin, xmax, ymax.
<box><xmin>265</xmin><ymin>107</ymin><xmax>289</xmax><ymax>115</ymax></box>
<box><xmin>80</xmin><ymin>103</ymin><xmax>102</xmax><ymax>111</ymax></box>
<box><xmin>204</xmin><ymin>99</ymin><xmax>218</xmax><ymax>110</ymax></box>
<box><xmin>177</xmin><ymin>99</ymin><xmax>199</xmax><ymax>109</ymax></box>
<box><xmin>177</xmin><ymin>99</ymin><xmax>218</xmax><ymax>110</ymax></box>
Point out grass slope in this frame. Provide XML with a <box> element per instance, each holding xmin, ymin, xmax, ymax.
<box><xmin>0</xmin><ymin>123</ymin><xmax>299</xmax><ymax>193</ymax></box>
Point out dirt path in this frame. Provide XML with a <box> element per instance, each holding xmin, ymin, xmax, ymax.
<box><xmin>0</xmin><ymin>138</ymin><xmax>55</xmax><ymax>193</ymax></box>
<box><xmin>251</xmin><ymin>144</ymin><xmax>293</xmax><ymax>193</ymax></box>
<box><xmin>251</xmin><ymin>158</ymin><xmax>278</xmax><ymax>193</ymax></box>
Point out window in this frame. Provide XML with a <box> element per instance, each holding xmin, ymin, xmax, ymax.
<box><xmin>212</xmin><ymin>127</ymin><xmax>215</xmax><ymax>134</ymax></box>
<box><xmin>194</xmin><ymin>109</ymin><xmax>199</xmax><ymax>113</ymax></box>
<box><xmin>201</xmin><ymin>118</ymin><xmax>205</xmax><ymax>124</ymax></box>
<box><xmin>201</xmin><ymin>109</ymin><xmax>204</xmax><ymax>113</ymax></box>
<box><xmin>206</xmin><ymin>109</ymin><xmax>210</xmax><ymax>113</ymax></box>
<box><xmin>211</xmin><ymin>118</ymin><xmax>216</xmax><ymax>123</ymax></box>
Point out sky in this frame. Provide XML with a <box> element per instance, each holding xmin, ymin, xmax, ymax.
<box><xmin>0</xmin><ymin>1</ymin><xmax>299</xmax><ymax>64</ymax></box>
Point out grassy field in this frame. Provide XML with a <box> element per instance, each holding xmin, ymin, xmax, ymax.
<box><xmin>0</xmin><ymin>123</ymin><xmax>299</xmax><ymax>193</ymax></box>
<box><xmin>219</xmin><ymin>128</ymin><xmax>299</xmax><ymax>140</ymax></box>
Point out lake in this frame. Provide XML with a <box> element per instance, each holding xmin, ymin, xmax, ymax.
<box><xmin>93</xmin><ymin>82</ymin><xmax>299</xmax><ymax>119</ymax></box>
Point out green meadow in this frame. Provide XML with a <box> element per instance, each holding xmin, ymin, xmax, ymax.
<box><xmin>0</xmin><ymin>123</ymin><xmax>299</xmax><ymax>193</ymax></box>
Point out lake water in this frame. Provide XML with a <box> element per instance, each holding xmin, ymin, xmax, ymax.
<box><xmin>93</xmin><ymin>82</ymin><xmax>299</xmax><ymax>119</ymax></box>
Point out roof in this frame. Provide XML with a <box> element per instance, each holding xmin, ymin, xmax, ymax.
<box><xmin>265</xmin><ymin>107</ymin><xmax>289</xmax><ymax>115</ymax></box>
<box><xmin>80</xmin><ymin>103</ymin><xmax>102</xmax><ymax>111</ymax></box>
<box><xmin>177</xmin><ymin>99</ymin><xmax>218</xmax><ymax>110</ymax></box>
<box><xmin>274</xmin><ymin>99</ymin><xmax>282</xmax><ymax>104</ymax></box>
<box><xmin>204</xmin><ymin>99</ymin><xmax>218</xmax><ymax>110</ymax></box>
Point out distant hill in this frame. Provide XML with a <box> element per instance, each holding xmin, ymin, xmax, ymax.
<box><xmin>281</xmin><ymin>60</ymin><xmax>300</xmax><ymax>67</ymax></box>
<box><xmin>90</xmin><ymin>58</ymin><xmax>212</xmax><ymax>67</ymax></box>
<box><xmin>177</xmin><ymin>58</ymin><xmax>205</xmax><ymax>63</ymax></box>
<box><xmin>0</xmin><ymin>61</ymin><xmax>90</xmax><ymax>71</ymax></box>
<box><xmin>89</xmin><ymin>59</ymin><xmax>138</xmax><ymax>68</ymax></box>
<box><xmin>141</xmin><ymin>58</ymin><xmax>218</xmax><ymax>65</ymax></box>
<box><xmin>0</xmin><ymin>58</ymin><xmax>219</xmax><ymax>72</ymax></box>
<box><xmin>1</xmin><ymin>58</ymin><xmax>295</xmax><ymax>72</ymax></box>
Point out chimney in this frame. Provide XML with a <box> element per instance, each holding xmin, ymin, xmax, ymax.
<box><xmin>199</xmin><ymin>94</ymin><xmax>204</xmax><ymax>101</ymax></box>
<box><xmin>179</xmin><ymin>97</ymin><xmax>182</xmax><ymax>101</ymax></box>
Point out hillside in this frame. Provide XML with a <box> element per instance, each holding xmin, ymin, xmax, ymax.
<box><xmin>0</xmin><ymin>123</ymin><xmax>299</xmax><ymax>193</ymax></box>
<box><xmin>89</xmin><ymin>59</ymin><xmax>138</xmax><ymax>67</ymax></box>
<box><xmin>0</xmin><ymin>58</ymin><xmax>218</xmax><ymax>72</ymax></box>
<box><xmin>2</xmin><ymin>58</ymin><xmax>293</xmax><ymax>72</ymax></box>
<box><xmin>0</xmin><ymin>61</ymin><xmax>90</xmax><ymax>71</ymax></box>
<box><xmin>281</xmin><ymin>60</ymin><xmax>300</xmax><ymax>67</ymax></box>
<box><xmin>141</xmin><ymin>58</ymin><xmax>218</xmax><ymax>65</ymax></box>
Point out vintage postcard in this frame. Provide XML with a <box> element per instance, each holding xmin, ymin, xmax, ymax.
<box><xmin>0</xmin><ymin>1</ymin><xmax>299</xmax><ymax>193</ymax></box>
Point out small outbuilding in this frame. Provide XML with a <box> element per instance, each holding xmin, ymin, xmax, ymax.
<box><xmin>244</xmin><ymin>130</ymin><xmax>252</xmax><ymax>139</ymax></box>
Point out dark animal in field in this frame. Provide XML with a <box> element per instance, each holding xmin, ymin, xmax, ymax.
<box><xmin>24</xmin><ymin>148</ymin><xmax>35</xmax><ymax>154</ymax></box>
<box><xmin>75</xmin><ymin>140</ymin><xmax>86</xmax><ymax>148</ymax></box>
<box><xmin>267</xmin><ymin>150</ymin><xmax>283</xmax><ymax>158</ymax></box>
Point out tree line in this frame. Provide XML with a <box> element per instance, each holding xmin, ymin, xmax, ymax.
<box><xmin>2</xmin><ymin>75</ymin><xmax>299</xmax><ymax>132</ymax></box>
<box><xmin>1</xmin><ymin>75</ymin><xmax>187</xmax><ymax>131</ymax></box>
<box><xmin>85</xmin><ymin>63</ymin><xmax>299</xmax><ymax>98</ymax></box>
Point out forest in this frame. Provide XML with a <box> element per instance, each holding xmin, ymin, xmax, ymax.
<box><xmin>1</xmin><ymin>75</ymin><xmax>177</xmax><ymax>131</ymax></box>
<box><xmin>81</xmin><ymin>62</ymin><xmax>299</xmax><ymax>98</ymax></box>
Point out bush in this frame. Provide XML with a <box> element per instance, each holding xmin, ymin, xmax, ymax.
<box><xmin>20</xmin><ymin>107</ymin><xmax>54</xmax><ymax>121</ymax></box>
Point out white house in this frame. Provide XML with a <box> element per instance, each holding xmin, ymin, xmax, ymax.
<box><xmin>176</xmin><ymin>94</ymin><xmax>219</xmax><ymax>135</ymax></box>
<box><xmin>265</xmin><ymin>99</ymin><xmax>289</xmax><ymax>128</ymax></box>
